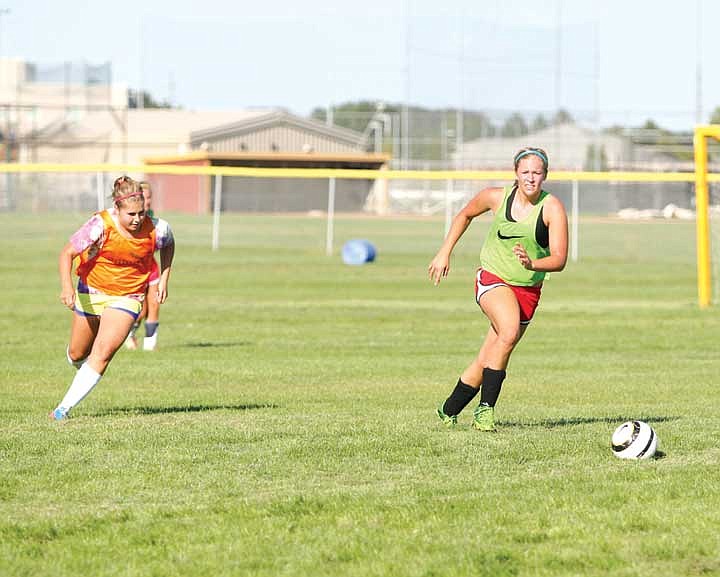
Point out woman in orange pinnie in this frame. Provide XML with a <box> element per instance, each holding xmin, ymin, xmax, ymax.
<box><xmin>50</xmin><ymin>176</ymin><xmax>175</xmax><ymax>420</ymax></box>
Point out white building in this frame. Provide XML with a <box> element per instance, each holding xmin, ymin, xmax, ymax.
<box><xmin>454</xmin><ymin>123</ymin><xmax>676</xmax><ymax>171</ymax></box>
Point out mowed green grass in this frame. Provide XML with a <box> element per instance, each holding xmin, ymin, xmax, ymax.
<box><xmin>1</xmin><ymin>212</ymin><xmax>719</xmax><ymax>577</ymax></box>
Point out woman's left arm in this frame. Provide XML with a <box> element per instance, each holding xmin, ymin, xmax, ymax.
<box><xmin>156</xmin><ymin>241</ymin><xmax>175</xmax><ymax>304</ymax></box>
<box><xmin>514</xmin><ymin>196</ymin><xmax>568</xmax><ymax>272</ymax></box>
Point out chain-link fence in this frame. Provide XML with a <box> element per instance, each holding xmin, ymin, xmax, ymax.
<box><xmin>0</xmin><ymin>78</ymin><xmax>713</xmax><ymax>217</ymax></box>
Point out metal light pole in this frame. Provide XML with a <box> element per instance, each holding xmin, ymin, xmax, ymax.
<box><xmin>555</xmin><ymin>0</ymin><xmax>562</xmax><ymax>115</ymax></box>
<box><xmin>696</xmin><ymin>0</ymin><xmax>703</xmax><ymax>124</ymax></box>
<box><xmin>138</xmin><ymin>14</ymin><xmax>145</xmax><ymax>109</ymax></box>
<box><xmin>0</xmin><ymin>8</ymin><xmax>11</xmax><ymax>109</ymax></box>
<box><xmin>0</xmin><ymin>8</ymin><xmax>10</xmax><ymax>62</ymax></box>
<box><xmin>0</xmin><ymin>7</ymin><xmax>11</xmax><ymax>208</ymax></box>
<box><xmin>402</xmin><ymin>0</ymin><xmax>411</xmax><ymax>170</ymax></box>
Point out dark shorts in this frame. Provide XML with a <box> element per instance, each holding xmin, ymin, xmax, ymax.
<box><xmin>475</xmin><ymin>268</ymin><xmax>542</xmax><ymax>325</ymax></box>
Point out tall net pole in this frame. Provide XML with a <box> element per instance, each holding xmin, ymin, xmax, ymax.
<box><xmin>693</xmin><ymin>126</ymin><xmax>714</xmax><ymax>307</ymax></box>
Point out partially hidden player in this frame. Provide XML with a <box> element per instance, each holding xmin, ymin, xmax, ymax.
<box><xmin>125</xmin><ymin>181</ymin><xmax>175</xmax><ymax>351</ymax></box>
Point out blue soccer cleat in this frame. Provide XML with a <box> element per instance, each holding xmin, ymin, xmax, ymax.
<box><xmin>49</xmin><ymin>407</ymin><xmax>69</xmax><ymax>421</ymax></box>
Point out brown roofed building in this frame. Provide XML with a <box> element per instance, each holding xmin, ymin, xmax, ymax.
<box><xmin>144</xmin><ymin>111</ymin><xmax>390</xmax><ymax>214</ymax></box>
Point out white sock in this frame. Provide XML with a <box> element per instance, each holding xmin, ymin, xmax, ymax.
<box><xmin>66</xmin><ymin>345</ymin><xmax>86</xmax><ymax>370</ymax></box>
<box><xmin>127</xmin><ymin>321</ymin><xmax>139</xmax><ymax>338</ymax></box>
<box><xmin>143</xmin><ymin>332</ymin><xmax>158</xmax><ymax>351</ymax></box>
<box><xmin>57</xmin><ymin>363</ymin><xmax>102</xmax><ymax>412</ymax></box>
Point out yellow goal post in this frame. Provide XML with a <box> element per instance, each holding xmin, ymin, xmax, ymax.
<box><xmin>694</xmin><ymin>125</ymin><xmax>720</xmax><ymax>308</ymax></box>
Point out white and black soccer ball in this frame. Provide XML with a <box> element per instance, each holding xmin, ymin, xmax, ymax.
<box><xmin>611</xmin><ymin>420</ymin><xmax>658</xmax><ymax>460</ymax></box>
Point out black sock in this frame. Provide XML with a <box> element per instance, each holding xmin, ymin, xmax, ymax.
<box><xmin>145</xmin><ymin>322</ymin><xmax>159</xmax><ymax>338</ymax></box>
<box><xmin>442</xmin><ymin>379</ymin><xmax>480</xmax><ymax>416</ymax></box>
<box><xmin>479</xmin><ymin>368</ymin><xmax>507</xmax><ymax>407</ymax></box>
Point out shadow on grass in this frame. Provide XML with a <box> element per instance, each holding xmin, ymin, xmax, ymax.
<box><xmin>181</xmin><ymin>341</ymin><xmax>251</xmax><ymax>348</ymax></box>
<box><xmin>95</xmin><ymin>403</ymin><xmax>278</xmax><ymax>417</ymax></box>
<box><xmin>500</xmin><ymin>415</ymin><xmax>680</xmax><ymax>429</ymax></box>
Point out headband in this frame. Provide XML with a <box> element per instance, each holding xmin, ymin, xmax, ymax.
<box><xmin>514</xmin><ymin>149</ymin><xmax>548</xmax><ymax>167</ymax></box>
<box><xmin>113</xmin><ymin>191</ymin><xmax>143</xmax><ymax>204</ymax></box>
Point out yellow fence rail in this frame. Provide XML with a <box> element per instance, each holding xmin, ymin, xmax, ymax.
<box><xmin>1</xmin><ymin>157</ymin><xmax>719</xmax><ymax>308</ymax></box>
<box><xmin>1</xmin><ymin>162</ymin><xmax>720</xmax><ymax>183</ymax></box>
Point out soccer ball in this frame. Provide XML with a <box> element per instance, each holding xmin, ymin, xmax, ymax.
<box><xmin>611</xmin><ymin>420</ymin><xmax>658</xmax><ymax>460</ymax></box>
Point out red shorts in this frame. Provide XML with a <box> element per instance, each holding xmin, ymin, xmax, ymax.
<box><xmin>148</xmin><ymin>259</ymin><xmax>160</xmax><ymax>286</ymax></box>
<box><xmin>475</xmin><ymin>268</ymin><xmax>542</xmax><ymax>325</ymax></box>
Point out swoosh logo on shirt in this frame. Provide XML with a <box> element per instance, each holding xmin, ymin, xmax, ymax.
<box><xmin>497</xmin><ymin>231</ymin><xmax>524</xmax><ymax>240</ymax></box>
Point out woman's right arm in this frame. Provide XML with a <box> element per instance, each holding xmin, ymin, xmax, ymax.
<box><xmin>428</xmin><ymin>187</ymin><xmax>502</xmax><ymax>285</ymax></box>
<box><xmin>59</xmin><ymin>242</ymin><xmax>79</xmax><ymax>309</ymax></box>
<box><xmin>59</xmin><ymin>214</ymin><xmax>104</xmax><ymax>309</ymax></box>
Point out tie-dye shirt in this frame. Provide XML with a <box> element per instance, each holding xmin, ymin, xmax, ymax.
<box><xmin>70</xmin><ymin>208</ymin><xmax>174</xmax><ymax>296</ymax></box>
<box><xmin>70</xmin><ymin>208</ymin><xmax>174</xmax><ymax>255</ymax></box>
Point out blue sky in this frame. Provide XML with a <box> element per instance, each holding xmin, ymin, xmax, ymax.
<box><xmin>3</xmin><ymin>0</ymin><xmax>714</xmax><ymax>129</ymax></box>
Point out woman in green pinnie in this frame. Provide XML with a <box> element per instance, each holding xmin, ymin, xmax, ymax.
<box><xmin>428</xmin><ymin>148</ymin><xmax>568</xmax><ymax>431</ymax></box>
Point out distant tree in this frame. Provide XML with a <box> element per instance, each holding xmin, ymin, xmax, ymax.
<box><xmin>310</xmin><ymin>107</ymin><xmax>326</xmax><ymax>121</ymax></box>
<box><xmin>313</xmin><ymin>101</ymin><xmax>502</xmax><ymax>159</ymax></box>
<box><xmin>641</xmin><ymin>119</ymin><xmax>660</xmax><ymax>130</ymax></box>
<box><xmin>311</xmin><ymin>101</ymin><xmax>394</xmax><ymax>133</ymax></box>
<box><xmin>628</xmin><ymin>119</ymin><xmax>696</xmax><ymax>162</ymax></box>
<box><xmin>553</xmin><ymin>108</ymin><xmax>573</xmax><ymax>125</ymax></box>
<box><xmin>128</xmin><ymin>89</ymin><xmax>173</xmax><ymax>109</ymax></box>
<box><xmin>309</xmin><ymin>100</ymin><xmax>702</xmax><ymax>164</ymax></box>
<box><xmin>531</xmin><ymin>114</ymin><xmax>549</xmax><ymax>132</ymax></box>
<box><xmin>709</xmin><ymin>107</ymin><xmax>720</xmax><ymax>124</ymax></box>
<box><xmin>459</xmin><ymin>110</ymin><xmax>496</xmax><ymax>139</ymax></box>
<box><xmin>604</xmin><ymin>125</ymin><xmax>626</xmax><ymax>136</ymax></box>
<box><xmin>584</xmin><ymin>144</ymin><xmax>607</xmax><ymax>171</ymax></box>
<box><xmin>501</xmin><ymin>113</ymin><xmax>528</xmax><ymax>137</ymax></box>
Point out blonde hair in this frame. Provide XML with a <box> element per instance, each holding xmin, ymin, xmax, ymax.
<box><xmin>138</xmin><ymin>181</ymin><xmax>152</xmax><ymax>195</ymax></box>
<box><xmin>513</xmin><ymin>147</ymin><xmax>549</xmax><ymax>174</ymax></box>
<box><xmin>111</xmin><ymin>176</ymin><xmax>142</xmax><ymax>206</ymax></box>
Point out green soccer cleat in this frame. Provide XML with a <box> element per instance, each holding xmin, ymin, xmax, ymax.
<box><xmin>436</xmin><ymin>405</ymin><xmax>458</xmax><ymax>428</ymax></box>
<box><xmin>472</xmin><ymin>403</ymin><xmax>496</xmax><ymax>432</ymax></box>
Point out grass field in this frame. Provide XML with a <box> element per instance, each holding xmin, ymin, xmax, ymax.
<box><xmin>1</xmin><ymin>212</ymin><xmax>720</xmax><ymax>577</ymax></box>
